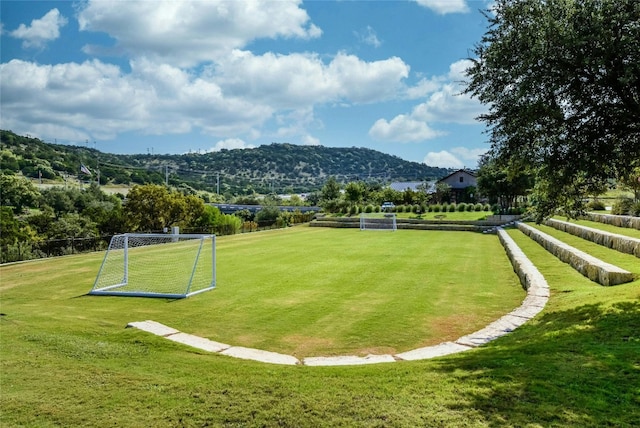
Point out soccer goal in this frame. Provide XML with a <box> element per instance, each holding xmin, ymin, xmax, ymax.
<box><xmin>90</xmin><ymin>233</ymin><xmax>216</xmax><ymax>298</ymax></box>
<box><xmin>360</xmin><ymin>213</ymin><xmax>397</xmax><ymax>231</ymax></box>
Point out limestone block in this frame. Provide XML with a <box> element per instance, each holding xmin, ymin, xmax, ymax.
<box><xmin>518</xmin><ymin>223</ymin><xmax>633</xmax><ymax>286</ymax></box>
<box><xmin>545</xmin><ymin>218</ymin><xmax>640</xmax><ymax>258</ymax></box>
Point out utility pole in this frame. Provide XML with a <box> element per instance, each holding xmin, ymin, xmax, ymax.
<box><xmin>94</xmin><ymin>141</ymin><xmax>100</xmax><ymax>186</ymax></box>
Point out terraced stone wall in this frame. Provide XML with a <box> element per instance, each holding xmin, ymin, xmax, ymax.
<box><xmin>545</xmin><ymin>218</ymin><xmax>640</xmax><ymax>258</ymax></box>
<box><xmin>517</xmin><ymin>223</ymin><xmax>634</xmax><ymax>286</ymax></box>
<box><xmin>584</xmin><ymin>213</ymin><xmax>640</xmax><ymax>230</ymax></box>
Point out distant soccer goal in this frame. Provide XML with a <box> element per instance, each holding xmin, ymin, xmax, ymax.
<box><xmin>90</xmin><ymin>233</ymin><xmax>216</xmax><ymax>299</ymax></box>
<box><xmin>360</xmin><ymin>213</ymin><xmax>397</xmax><ymax>231</ymax></box>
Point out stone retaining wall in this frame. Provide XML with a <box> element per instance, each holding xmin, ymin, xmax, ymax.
<box><xmin>584</xmin><ymin>213</ymin><xmax>640</xmax><ymax>230</ymax></box>
<box><xmin>545</xmin><ymin>218</ymin><xmax>640</xmax><ymax>258</ymax></box>
<box><xmin>497</xmin><ymin>229</ymin><xmax>549</xmax><ymax>294</ymax></box>
<box><xmin>517</xmin><ymin>222</ymin><xmax>634</xmax><ymax>286</ymax></box>
<box><xmin>310</xmin><ymin>216</ymin><xmax>505</xmax><ymax>232</ymax></box>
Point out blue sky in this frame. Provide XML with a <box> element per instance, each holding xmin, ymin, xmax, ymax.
<box><xmin>1</xmin><ymin>0</ymin><xmax>493</xmax><ymax>168</ymax></box>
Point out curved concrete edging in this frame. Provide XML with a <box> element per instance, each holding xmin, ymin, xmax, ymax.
<box><xmin>126</xmin><ymin>227</ymin><xmax>549</xmax><ymax>366</ymax></box>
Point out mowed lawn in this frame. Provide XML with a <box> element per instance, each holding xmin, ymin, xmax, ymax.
<box><xmin>1</xmin><ymin>225</ymin><xmax>639</xmax><ymax>427</ymax></box>
<box><xmin>1</xmin><ymin>226</ymin><xmax>524</xmax><ymax>358</ymax></box>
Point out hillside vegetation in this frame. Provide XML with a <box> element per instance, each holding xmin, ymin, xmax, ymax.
<box><xmin>1</xmin><ymin>130</ymin><xmax>451</xmax><ymax>195</ymax></box>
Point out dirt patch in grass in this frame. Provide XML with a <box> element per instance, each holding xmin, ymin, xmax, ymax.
<box><xmin>423</xmin><ymin>314</ymin><xmax>483</xmax><ymax>344</ymax></box>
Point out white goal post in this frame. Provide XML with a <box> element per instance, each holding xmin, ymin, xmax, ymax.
<box><xmin>360</xmin><ymin>213</ymin><xmax>397</xmax><ymax>231</ymax></box>
<box><xmin>90</xmin><ymin>233</ymin><xmax>216</xmax><ymax>299</ymax></box>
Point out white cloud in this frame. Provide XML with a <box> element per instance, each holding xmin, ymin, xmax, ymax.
<box><xmin>302</xmin><ymin>135</ymin><xmax>320</xmax><ymax>146</ymax></box>
<box><xmin>354</xmin><ymin>26</ymin><xmax>381</xmax><ymax>48</ymax></box>
<box><xmin>369</xmin><ymin>115</ymin><xmax>445</xmax><ymax>142</ymax></box>
<box><xmin>273</xmin><ymin>107</ymin><xmax>320</xmax><ymax>141</ymax></box>
<box><xmin>207</xmin><ymin>138</ymin><xmax>255</xmax><ymax>152</ymax></box>
<box><xmin>370</xmin><ymin>59</ymin><xmax>484</xmax><ymax>143</ymax></box>
<box><xmin>328</xmin><ymin>53</ymin><xmax>409</xmax><ymax>103</ymax></box>
<box><xmin>423</xmin><ymin>146</ymin><xmax>487</xmax><ymax>169</ymax></box>
<box><xmin>406</xmin><ymin>76</ymin><xmax>443</xmax><ymax>99</ymax></box>
<box><xmin>447</xmin><ymin>58</ymin><xmax>473</xmax><ymax>81</ymax></box>
<box><xmin>423</xmin><ymin>151</ymin><xmax>464</xmax><ymax>168</ymax></box>
<box><xmin>216</xmin><ymin>50</ymin><xmax>409</xmax><ymax>107</ymax></box>
<box><xmin>0</xmin><ymin>58</ymin><xmax>273</xmax><ymax>141</ymax></box>
<box><xmin>414</xmin><ymin>0</ymin><xmax>470</xmax><ymax>15</ymax></box>
<box><xmin>77</xmin><ymin>0</ymin><xmax>321</xmax><ymax>67</ymax></box>
<box><xmin>10</xmin><ymin>9</ymin><xmax>68</xmax><ymax>49</ymax></box>
<box><xmin>1</xmin><ymin>46</ymin><xmax>409</xmax><ymax>147</ymax></box>
<box><xmin>411</xmin><ymin>84</ymin><xmax>484</xmax><ymax>124</ymax></box>
<box><xmin>451</xmin><ymin>146</ymin><xmax>488</xmax><ymax>162</ymax></box>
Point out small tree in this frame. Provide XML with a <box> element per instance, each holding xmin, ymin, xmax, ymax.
<box><xmin>319</xmin><ymin>176</ymin><xmax>342</xmax><ymax>213</ymax></box>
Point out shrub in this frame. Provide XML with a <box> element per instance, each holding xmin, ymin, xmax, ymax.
<box><xmin>412</xmin><ymin>204</ymin><xmax>420</xmax><ymax>214</ymax></box>
<box><xmin>364</xmin><ymin>204</ymin><xmax>374</xmax><ymax>213</ymax></box>
<box><xmin>483</xmin><ymin>203</ymin><xmax>491</xmax><ymax>211</ymax></box>
<box><xmin>374</xmin><ymin>205</ymin><xmax>380</xmax><ymax>213</ymax></box>
<box><xmin>474</xmin><ymin>203</ymin><xmax>483</xmax><ymax>211</ymax></box>
<box><xmin>216</xmin><ymin>214</ymin><xmax>242</xmax><ymax>235</ymax></box>
<box><xmin>432</xmin><ymin>204</ymin><xmax>441</xmax><ymax>213</ymax></box>
<box><xmin>457</xmin><ymin>203</ymin><xmax>467</xmax><ymax>212</ymax></box>
<box><xmin>420</xmin><ymin>203</ymin><xmax>428</xmax><ymax>214</ymax></box>
<box><xmin>349</xmin><ymin>205</ymin><xmax>358</xmax><ymax>215</ymax></box>
<box><xmin>611</xmin><ymin>198</ymin><xmax>633</xmax><ymax>215</ymax></box>
<box><xmin>632</xmin><ymin>202</ymin><xmax>640</xmax><ymax>217</ymax></box>
<box><xmin>587</xmin><ymin>199</ymin><xmax>607</xmax><ymax>211</ymax></box>
<box><xmin>448</xmin><ymin>203</ymin><xmax>456</xmax><ymax>212</ymax></box>
<box><xmin>255</xmin><ymin>205</ymin><xmax>280</xmax><ymax>226</ymax></box>
<box><xmin>242</xmin><ymin>221</ymin><xmax>258</xmax><ymax>233</ymax></box>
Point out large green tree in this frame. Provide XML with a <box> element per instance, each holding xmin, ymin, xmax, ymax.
<box><xmin>477</xmin><ymin>155</ymin><xmax>533</xmax><ymax>213</ymax></box>
<box><xmin>466</xmin><ymin>0</ymin><xmax>640</xmax><ymax>220</ymax></box>
<box><xmin>123</xmin><ymin>185</ymin><xmax>205</xmax><ymax>232</ymax></box>
<box><xmin>0</xmin><ymin>173</ymin><xmax>40</xmax><ymax>213</ymax></box>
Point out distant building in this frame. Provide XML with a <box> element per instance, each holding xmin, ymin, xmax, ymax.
<box><xmin>437</xmin><ymin>169</ymin><xmax>477</xmax><ymax>202</ymax></box>
<box><xmin>389</xmin><ymin>181</ymin><xmax>432</xmax><ymax>192</ymax></box>
<box><xmin>389</xmin><ymin>170</ymin><xmax>477</xmax><ymax>202</ymax></box>
<box><xmin>437</xmin><ymin>169</ymin><xmax>477</xmax><ymax>189</ymax></box>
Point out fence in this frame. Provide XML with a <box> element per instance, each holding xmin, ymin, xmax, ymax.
<box><xmin>1</xmin><ymin>236</ymin><xmax>113</xmax><ymax>264</ymax></box>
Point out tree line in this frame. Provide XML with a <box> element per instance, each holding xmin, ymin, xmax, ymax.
<box><xmin>0</xmin><ymin>175</ymin><xmax>314</xmax><ymax>263</ymax></box>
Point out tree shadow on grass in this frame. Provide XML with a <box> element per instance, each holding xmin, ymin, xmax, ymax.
<box><xmin>435</xmin><ymin>301</ymin><xmax>640</xmax><ymax>427</ymax></box>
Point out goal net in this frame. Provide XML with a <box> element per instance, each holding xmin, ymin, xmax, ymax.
<box><xmin>90</xmin><ymin>233</ymin><xmax>216</xmax><ymax>298</ymax></box>
<box><xmin>360</xmin><ymin>213</ymin><xmax>397</xmax><ymax>231</ymax></box>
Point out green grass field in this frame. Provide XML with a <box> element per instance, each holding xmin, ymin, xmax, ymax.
<box><xmin>1</xmin><ymin>225</ymin><xmax>638</xmax><ymax>427</ymax></box>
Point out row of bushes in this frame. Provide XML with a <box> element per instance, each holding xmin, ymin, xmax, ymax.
<box><xmin>611</xmin><ymin>199</ymin><xmax>640</xmax><ymax>216</ymax></box>
<box><xmin>587</xmin><ymin>198</ymin><xmax>640</xmax><ymax>216</ymax></box>
<box><xmin>339</xmin><ymin>203</ymin><xmax>493</xmax><ymax>215</ymax></box>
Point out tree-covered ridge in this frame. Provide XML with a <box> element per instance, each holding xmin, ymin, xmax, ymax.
<box><xmin>1</xmin><ymin>130</ymin><xmax>452</xmax><ymax>194</ymax></box>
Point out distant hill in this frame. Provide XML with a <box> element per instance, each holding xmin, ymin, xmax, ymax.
<box><xmin>1</xmin><ymin>130</ymin><xmax>452</xmax><ymax>195</ymax></box>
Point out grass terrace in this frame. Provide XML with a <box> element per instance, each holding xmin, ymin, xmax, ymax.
<box><xmin>553</xmin><ymin>216</ymin><xmax>640</xmax><ymax>240</ymax></box>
